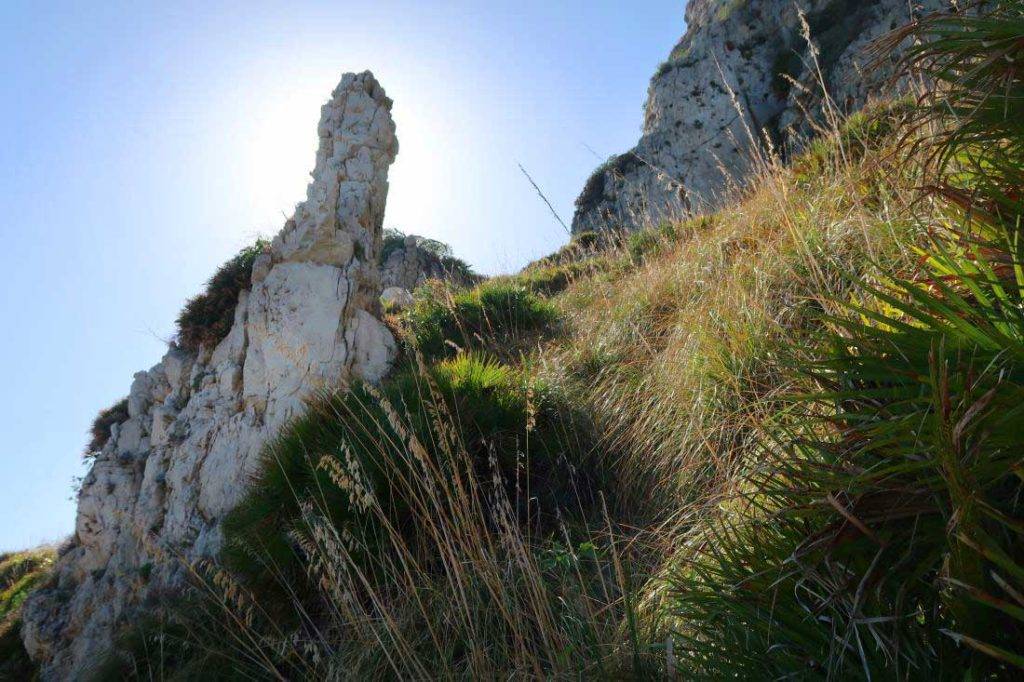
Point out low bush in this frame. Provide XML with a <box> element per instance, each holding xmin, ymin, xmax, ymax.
<box><xmin>405</xmin><ymin>280</ymin><xmax>558</xmax><ymax>360</ymax></box>
<box><xmin>85</xmin><ymin>397</ymin><xmax>129</xmax><ymax>456</ymax></box>
<box><xmin>85</xmin><ymin>606</ymin><xmax>255</xmax><ymax>682</ymax></box>
<box><xmin>175</xmin><ymin>239</ymin><xmax>268</xmax><ymax>352</ymax></box>
<box><xmin>792</xmin><ymin>99</ymin><xmax>913</xmax><ymax>185</ymax></box>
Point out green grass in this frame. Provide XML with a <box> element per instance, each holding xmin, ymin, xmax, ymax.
<box><xmin>0</xmin><ymin>548</ymin><xmax>54</xmax><ymax>681</ymax></box>
<box><xmin>404</xmin><ymin>279</ymin><xmax>558</xmax><ymax>360</ymax></box>
<box><xmin>222</xmin><ymin>353</ymin><xmax>599</xmax><ymax>614</ymax></box>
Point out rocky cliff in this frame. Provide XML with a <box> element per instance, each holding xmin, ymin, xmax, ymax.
<box><xmin>573</xmin><ymin>0</ymin><xmax>954</xmax><ymax>234</ymax></box>
<box><xmin>22</xmin><ymin>71</ymin><xmax>398</xmax><ymax>679</ymax></box>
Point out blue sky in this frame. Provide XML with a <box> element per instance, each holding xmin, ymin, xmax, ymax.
<box><xmin>0</xmin><ymin>0</ymin><xmax>684</xmax><ymax>551</ymax></box>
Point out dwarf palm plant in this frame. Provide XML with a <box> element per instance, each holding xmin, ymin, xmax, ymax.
<box><xmin>668</xmin><ymin>2</ymin><xmax>1024</xmax><ymax>678</ymax></box>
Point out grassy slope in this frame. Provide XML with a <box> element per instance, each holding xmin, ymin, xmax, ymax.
<box><xmin>549</xmin><ymin>105</ymin><xmax>921</xmax><ymax>516</ymax></box>
<box><xmin>204</xmin><ymin>103</ymin><xmax>941</xmax><ymax>679</ymax></box>
<box><xmin>82</xmin><ymin>103</ymin><xmax>945</xmax><ymax>681</ymax></box>
<box><xmin>0</xmin><ymin>548</ymin><xmax>54</xmax><ymax>680</ymax></box>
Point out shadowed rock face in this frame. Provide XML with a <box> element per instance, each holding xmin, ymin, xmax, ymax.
<box><xmin>22</xmin><ymin>71</ymin><xmax>399</xmax><ymax>679</ymax></box>
<box><xmin>572</xmin><ymin>0</ymin><xmax>954</xmax><ymax>234</ymax></box>
<box><xmin>380</xmin><ymin>235</ymin><xmax>477</xmax><ymax>291</ymax></box>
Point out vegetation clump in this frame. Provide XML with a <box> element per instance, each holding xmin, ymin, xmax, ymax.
<box><xmin>175</xmin><ymin>239</ymin><xmax>268</xmax><ymax>353</ymax></box>
<box><xmin>221</xmin><ymin>353</ymin><xmax>598</xmax><ymax>607</ymax></box>
<box><xmin>404</xmin><ymin>279</ymin><xmax>558</xmax><ymax>360</ymax></box>
<box><xmin>0</xmin><ymin>549</ymin><xmax>54</xmax><ymax>680</ymax></box>
<box><xmin>85</xmin><ymin>397</ymin><xmax>129</xmax><ymax>456</ymax></box>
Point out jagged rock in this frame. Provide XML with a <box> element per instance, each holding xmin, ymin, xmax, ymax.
<box><xmin>22</xmin><ymin>71</ymin><xmax>399</xmax><ymax>679</ymax></box>
<box><xmin>573</xmin><ymin>0</ymin><xmax>954</xmax><ymax>234</ymax></box>
<box><xmin>381</xmin><ymin>286</ymin><xmax>415</xmax><ymax>310</ymax></box>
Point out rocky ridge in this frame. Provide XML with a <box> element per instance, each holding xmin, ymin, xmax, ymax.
<box><xmin>22</xmin><ymin>71</ymin><xmax>399</xmax><ymax>679</ymax></box>
<box><xmin>573</xmin><ymin>0</ymin><xmax>954</xmax><ymax>234</ymax></box>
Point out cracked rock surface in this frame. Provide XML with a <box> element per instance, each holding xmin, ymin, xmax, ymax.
<box><xmin>22</xmin><ymin>71</ymin><xmax>398</xmax><ymax>679</ymax></box>
<box><xmin>573</xmin><ymin>0</ymin><xmax>954</xmax><ymax>234</ymax></box>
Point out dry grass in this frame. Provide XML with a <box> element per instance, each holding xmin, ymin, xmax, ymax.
<box><xmin>86</xmin><ymin>100</ymin><xmax>947</xmax><ymax>681</ymax></box>
<box><xmin>551</xmin><ymin>107</ymin><xmax>927</xmax><ymax>517</ymax></box>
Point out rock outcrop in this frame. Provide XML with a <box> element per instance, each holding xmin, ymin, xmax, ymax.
<box><xmin>380</xmin><ymin>234</ymin><xmax>476</xmax><ymax>291</ymax></box>
<box><xmin>22</xmin><ymin>71</ymin><xmax>399</xmax><ymax>679</ymax></box>
<box><xmin>573</xmin><ymin>0</ymin><xmax>954</xmax><ymax>234</ymax></box>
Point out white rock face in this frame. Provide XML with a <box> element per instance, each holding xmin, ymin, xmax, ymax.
<box><xmin>22</xmin><ymin>71</ymin><xmax>399</xmax><ymax>679</ymax></box>
<box><xmin>573</xmin><ymin>0</ymin><xmax>955</xmax><ymax>234</ymax></box>
<box><xmin>381</xmin><ymin>285</ymin><xmax>415</xmax><ymax>310</ymax></box>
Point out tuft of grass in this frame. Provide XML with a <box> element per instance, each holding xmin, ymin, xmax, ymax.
<box><xmin>85</xmin><ymin>397</ymin><xmax>129</xmax><ymax>457</ymax></box>
<box><xmin>404</xmin><ymin>280</ymin><xmax>558</xmax><ymax>361</ymax></box>
<box><xmin>175</xmin><ymin>239</ymin><xmax>268</xmax><ymax>353</ymax></box>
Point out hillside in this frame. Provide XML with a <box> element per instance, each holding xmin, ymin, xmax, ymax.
<box><xmin>6</xmin><ymin>1</ymin><xmax>1024</xmax><ymax>680</ymax></box>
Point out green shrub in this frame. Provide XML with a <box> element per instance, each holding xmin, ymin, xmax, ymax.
<box><xmin>405</xmin><ymin>280</ymin><xmax>558</xmax><ymax>360</ymax></box>
<box><xmin>222</xmin><ymin>353</ymin><xmax>596</xmax><ymax>612</ymax></box>
<box><xmin>626</xmin><ymin>229</ymin><xmax>663</xmax><ymax>262</ymax></box>
<box><xmin>175</xmin><ymin>239</ymin><xmax>268</xmax><ymax>352</ymax></box>
<box><xmin>85</xmin><ymin>397</ymin><xmax>129</xmax><ymax>456</ymax></box>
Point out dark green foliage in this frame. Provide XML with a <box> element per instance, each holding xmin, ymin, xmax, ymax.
<box><xmin>175</xmin><ymin>240</ymin><xmax>268</xmax><ymax>352</ymax></box>
<box><xmin>576</xmin><ymin>153</ymin><xmax>644</xmax><ymax>215</ymax></box>
<box><xmin>86</xmin><ymin>397</ymin><xmax>129</xmax><ymax>456</ymax></box>
<box><xmin>771</xmin><ymin>47</ymin><xmax>803</xmax><ymax>98</ymax></box>
<box><xmin>879</xmin><ymin>0</ymin><xmax>1024</xmax><ymax>178</ymax></box>
<box><xmin>222</xmin><ymin>354</ymin><xmax>597</xmax><ymax>612</ymax></box>
<box><xmin>0</xmin><ymin>619</ymin><xmax>37</xmax><ymax>681</ymax></box>
<box><xmin>405</xmin><ymin>280</ymin><xmax>558</xmax><ymax>360</ymax></box>
<box><xmin>85</xmin><ymin>606</ymin><xmax>260</xmax><ymax>681</ymax></box>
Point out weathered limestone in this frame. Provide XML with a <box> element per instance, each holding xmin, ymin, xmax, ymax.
<box><xmin>381</xmin><ymin>285</ymin><xmax>415</xmax><ymax>310</ymax></box>
<box><xmin>573</xmin><ymin>0</ymin><xmax>955</xmax><ymax>234</ymax></box>
<box><xmin>22</xmin><ymin>71</ymin><xmax>398</xmax><ymax>679</ymax></box>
